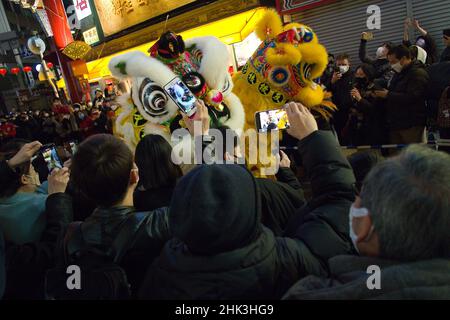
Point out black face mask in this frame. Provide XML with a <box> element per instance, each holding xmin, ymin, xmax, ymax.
<box><xmin>355</xmin><ymin>77</ymin><xmax>368</xmax><ymax>89</ymax></box>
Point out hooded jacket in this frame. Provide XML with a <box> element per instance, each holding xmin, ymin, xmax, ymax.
<box><xmin>139</xmin><ymin>131</ymin><xmax>356</xmax><ymax>300</ymax></box>
<box><xmin>283</xmin><ymin>255</ymin><xmax>450</xmax><ymax>300</ymax></box>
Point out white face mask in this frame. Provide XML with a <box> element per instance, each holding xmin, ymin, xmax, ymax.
<box><xmin>348</xmin><ymin>205</ymin><xmax>370</xmax><ymax>253</ymax></box>
<box><xmin>391</xmin><ymin>62</ymin><xmax>403</xmax><ymax>73</ymax></box>
<box><xmin>376</xmin><ymin>47</ymin><xmax>386</xmax><ymax>59</ymax></box>
<box><xmin>339</xmin><ymin>65</ymin><xmax>350</xmax><ymax>74</ymax></box>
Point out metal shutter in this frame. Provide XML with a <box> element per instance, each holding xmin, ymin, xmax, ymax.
<box><xmin>291</xmin><ymin>0</ymin><xmax>407</xmax><ymax>65</ymax></box>
<box><xmin>411</xmin><ymin>0</ymin><xmax>450</xmax><ymax>59</ymax></box>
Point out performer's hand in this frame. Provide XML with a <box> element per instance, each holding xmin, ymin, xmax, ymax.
<box><xmin>48</xmin><ymin>167</ymin><xmax>70</xmax><ymax>195</ymax></box>
<box><xmin>361</xmin><ymin>32</ymin><xmax>371</xmax><ymax>41</ymax></box>
<box><xmin>331</xmin><ymin>72</ymin><xmax>342</xmax><ymax>84</ymax></box>
<box><xmin>351</xmin><ymin>88</ymin><xmax>362</xmax><ymax>101</ymax></box>
<box><xmin>63</xmin><ymin>159</ymin><xmax>72</xmax><ymax>169</ymax></box>
<box><xmin>285</xmin><ymin>102</ymin><xmax>318</xmax><ymax>141</ymax></box>
<box><xmin>404</xmin><ymin>17</ymin><xmax>411</xmax><ymax>29</ymax></box>
<box><xmin>7</xmin><ymin>141</ymin><xmax>42</xmax><ymax>168</ymax></box>
<box><xmin>279</xmin><ymin>150</ymin><xmax>291</xmax><ymax>168</ymax></box>
<box><xmin>182</xmin><ymin>100</ymin><xmax>210</xmax><ymax>137</ymax></box>
<box><xmin>373</xmin><ymin>89</ymin><xmax>389</xmax><ymax>99</ymax></box>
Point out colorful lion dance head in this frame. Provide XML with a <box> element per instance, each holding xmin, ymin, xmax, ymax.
<box><xmin>233</xmin><ymin>9</ymin><xmax>335</xmax><ymax>130</ymax></box>
<box><xmin>109</xmin><ymin>32</ymin><xmax>245</xmax><ymax>149</ymax></box>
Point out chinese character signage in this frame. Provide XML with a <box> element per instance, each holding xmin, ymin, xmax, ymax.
<box><xmin>73</xmin><ymin>0</ymin><xmax>92</xmax><ymax>21</ymax></box>
<box><xmin>93</xmin><ymin>0</ymin><xmax>195</xmax><ymax>37</ymax></box>
<box><xmin>83</xmin><ymin>26</ymin><xmax>100</xmax><ymax>45</ymax></box>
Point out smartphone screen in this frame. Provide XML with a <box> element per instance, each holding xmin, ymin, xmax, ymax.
<box><xmin>255</xmin><ymin>108</ymin><xmax>290</xmax><ymax>133</ymax></box>
<box><xmin>41</xmin><ymin>144</ymin><xmax>63</xmax><ymax>172</ymax></box>
<box><xmin>163</xmin><ymin>78</ymin><xmax>197</xmax><ymax>117</ymax></box>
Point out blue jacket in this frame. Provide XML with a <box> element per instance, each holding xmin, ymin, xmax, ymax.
<box><xmin>0</xmin><ymin>182</ymin><xmax>48</xmax><ymax>245</ymax></box>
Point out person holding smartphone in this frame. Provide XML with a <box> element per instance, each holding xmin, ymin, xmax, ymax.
<box><xmin>0</xmin><ymin>140</ymin><xmax>49</xmax><ymax>245</ymax></box>
<box><xmin>359</xmin><ymin>32</ymin><xmax>394</xmax><ymax>88</ymax></box>
<box><xmin>329</xmin><ymin>54</ymin><xmax>355</xmax><ymax>145</ymax></box>
<box><xmin>348</xmin><ymin>64</ymin><xmax>388</xmax><ymax>146</ymax></box>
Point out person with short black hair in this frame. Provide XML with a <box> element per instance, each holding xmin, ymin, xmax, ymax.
<box><xmin>66</xmin><ymin>134</ymin><xmax>170</xmax><ymax>296</ymax></box>
<box><xmin>0</xmin><ymin>140</ymin><xmax>48</xmax><ymax>245</ymax></box>
<box><xmin>0</xmin><ymin>141</ymin><xmax>72</xmax><ymax>299</ymax></box>
<box><xmin>373</xmin><ymin>45</ymin><xmax>430</xmax><ymax>144</ymax></box>
<box><xmin>133</xmin><ymin>134</ymin><xmax>183</xmax><ymax>212</ymax></box>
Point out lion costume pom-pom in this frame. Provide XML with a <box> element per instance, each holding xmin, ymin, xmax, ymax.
<box><xmin>232</xmin><ymin>9</ymin><xmax>336</xmax><ymax>176</ymax></box>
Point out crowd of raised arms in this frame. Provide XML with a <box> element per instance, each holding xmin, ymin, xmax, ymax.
<box><xmin>0</xmin><ymin>22</ymin><xmax>449</xmax><ymax>300</ymax></box>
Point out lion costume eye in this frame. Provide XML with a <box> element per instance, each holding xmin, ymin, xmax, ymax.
<box><xmin>139</xmin><ymin>78</ymin><xmax>169</xmax><ymax>117</ymax></box>
<box><xmin>182</xmin><ymin>72</ymin><xmax>205</xmax><ymax>94</ymax></box>
<box><xmin>303</xmin><ymin>63</ymin><xmax>313</xmax><ymax>79</ymax></box>
<box><xmin>298</xmin><ymin>27</ymin><xmax>314</xmax><ymax>43</ymax></box>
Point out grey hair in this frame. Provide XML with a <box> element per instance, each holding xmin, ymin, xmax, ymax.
<box><xmin>361</xmin><ymin>145</ymin><xmax>450</xmax><ymax>261</ymax></box>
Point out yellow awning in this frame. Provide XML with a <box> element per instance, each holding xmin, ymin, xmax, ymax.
<box><xmin>86</xmin><ymin>7</ymin><xmax>265</xmax><ymax>81</ymax></box>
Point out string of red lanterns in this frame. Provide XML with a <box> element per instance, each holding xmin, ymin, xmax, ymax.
<box><xmin>0</xmin><ymin>63</ymin><xmax>54</xmax><ymax>76</ymax></box>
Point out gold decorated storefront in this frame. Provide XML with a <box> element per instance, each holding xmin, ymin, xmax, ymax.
<box><xmin>84</xmin><ymin>0</ymin><xmax>266</xmax><ymax>83</ymax></box>
<box><xmin>93</xmin><ymin>0</ymin><xmax>196</xmax><ymax>37</ymax></box>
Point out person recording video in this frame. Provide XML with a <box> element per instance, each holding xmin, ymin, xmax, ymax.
<box><xmin>347</xmin><ymin>63</ymin><xmax>388</xmax><ymax>146</ymax></box>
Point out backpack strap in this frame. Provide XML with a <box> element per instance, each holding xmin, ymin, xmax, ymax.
<box><xmin>107</xmin><ymin>212</ymin><xmax>148</xmax><ymax>264</ymax></box>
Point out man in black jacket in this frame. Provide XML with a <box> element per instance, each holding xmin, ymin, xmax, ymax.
<box><xmin>328</xmin><ymin>53</ymin><xmax>355</xmax><ymax>145</ymax></box>
<box><xmin>283</xmin><ymin>145</ymin><xmax>450</xmax><ymax>300</ymax></box>
<box><xmin>374</xmin><ymin>45</ymin><xmax>430</xmax><ymax>144</ymax></box>
<box><xmin>139</xmin><ymin>102</ymin><xmax>356</xmax><ymax>300</ymax></box>
<box><xmin>64</xmin><ymin>134</ymin><xmax>170</xmax><ymax>296</ymax></box>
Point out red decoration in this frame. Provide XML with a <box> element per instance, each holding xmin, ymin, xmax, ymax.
<box><xmin>47</xmin><ymin>62</ymin><xmax>54</xmax><ymax>69</ymax></box>
<box><xmin>0</xmin><ymin>68</ymin><xmax>7</xmax><ymax>77</ymax></box>
<box><xmin>23</xmin><ymin>66</ymin><xmax>32</xmax><ymax>73</ymax></box>
<box><xmin>10</xmin><ymin>67</ymin><xmax>20</xmax><ymax>75</ymax></box>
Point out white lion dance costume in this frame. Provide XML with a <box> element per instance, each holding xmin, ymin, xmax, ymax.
<box><xmin>109</xmin><ymin>32</ymin><xmax>245</xmax><ymax>150</ymax></box>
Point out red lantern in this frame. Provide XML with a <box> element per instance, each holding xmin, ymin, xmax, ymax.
<box><xmin>10</xmin><ymin>67</ymin><xmax>20</xmax><ymax>75</ymax></box>
<box><xmin>0</xmin><ymin>68</ymin><xmax>7</xmax><ymax>77</ymax></box>
<box><xmin>23</xmin><ymin>66</ymin><xmax>32</xmax><ymax>73</ymax></box>
<box><xmin>47</xmin><ymin>62</ymin><xmax>54</xmax><ymax>69</ymax></box>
